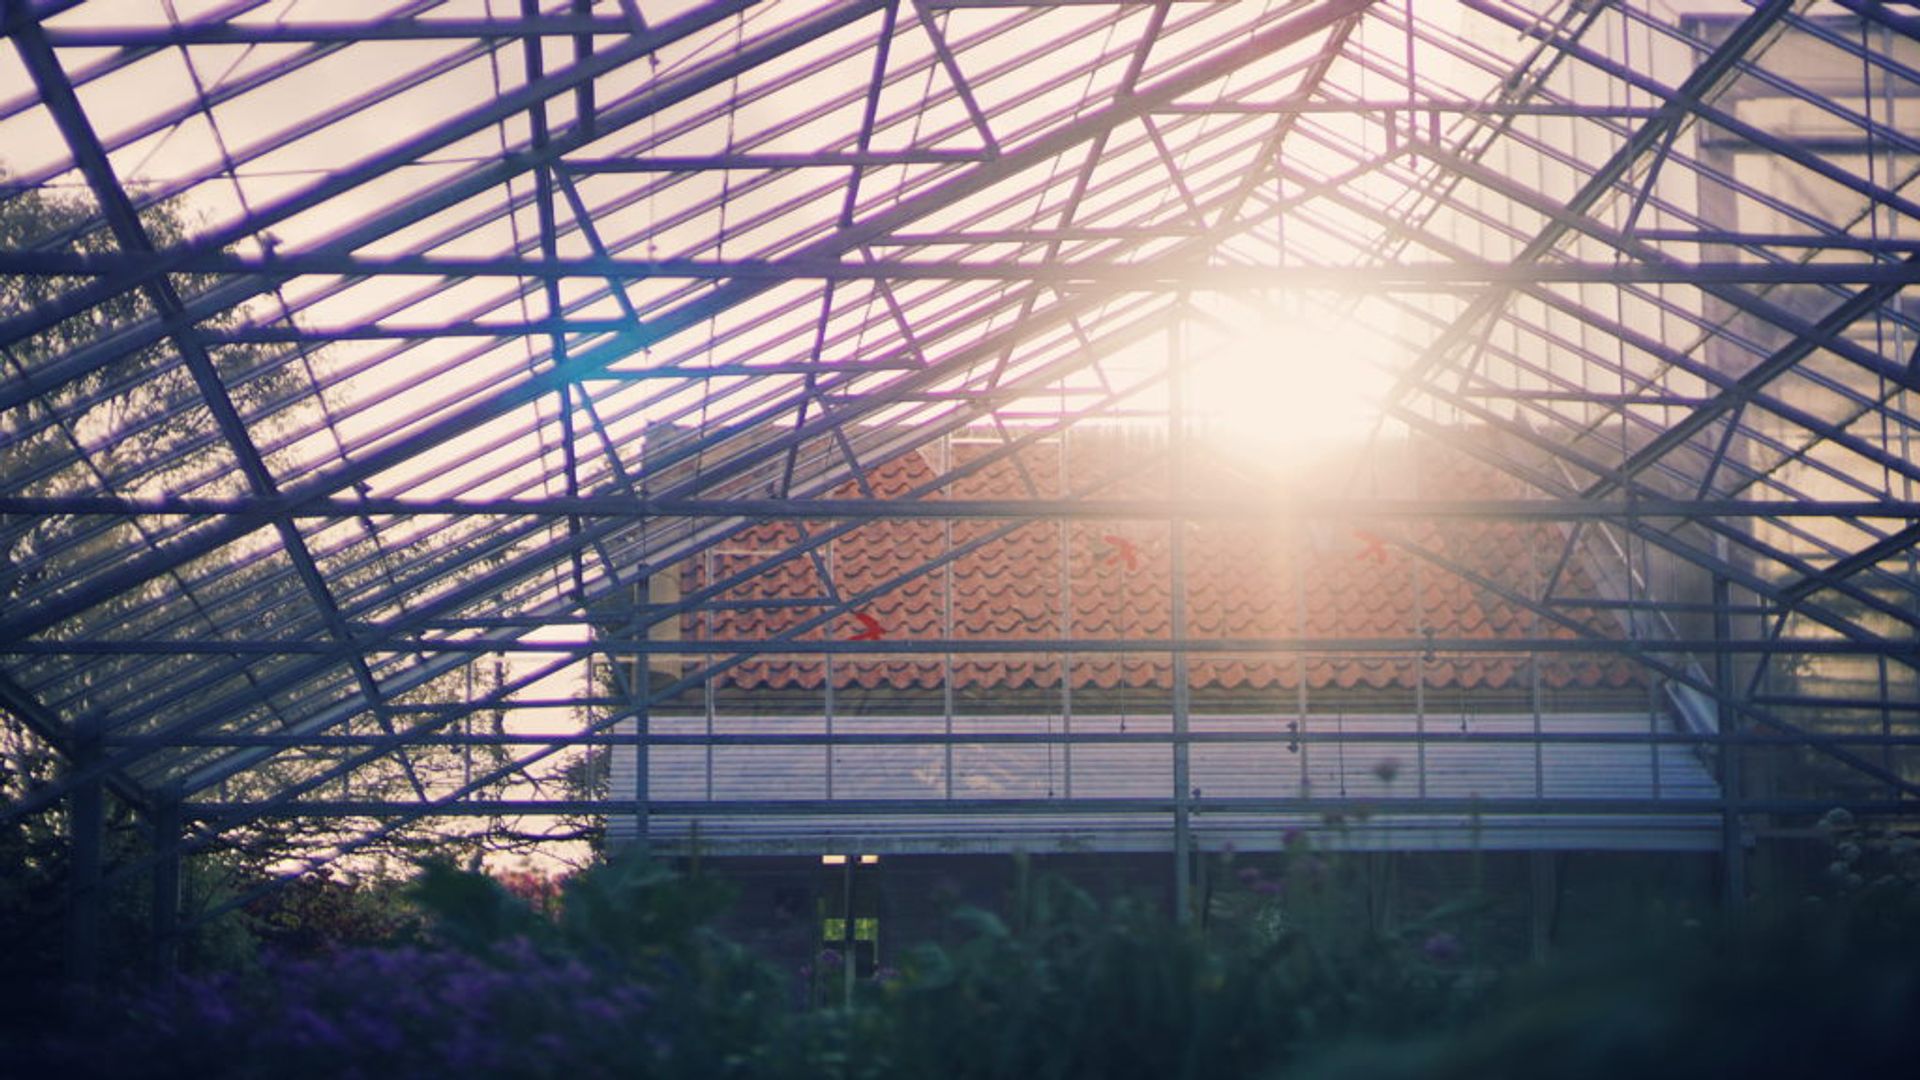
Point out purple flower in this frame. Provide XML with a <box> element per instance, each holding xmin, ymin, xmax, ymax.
<box><xmin>1236</xmin><ymin>866</ymin><xmax>1264</xmax><ymax>887</ymax></box>
<box><xmin>183</xmin><ymin>980</ymin><xmax>236</xmax><ymax>1028</ymax></box>
<box><xmin>818</xmin><ymin>948</ymin><xmax>844</xmax><ymax>970</ymax></box>
<box><xmin>286</xmin><ymin>1004</ymin><xmax>343</xmax><ymax>1050</ymax></box>
<box><xmin>1422</xmin><ymin>931</ymin><xmax>1464</xmax><ymax>963</ymax></box>
<box><xmin>1252</xmin><ymin>879</ymin><xmax>1286</xmax><ymax>898</ymax></box>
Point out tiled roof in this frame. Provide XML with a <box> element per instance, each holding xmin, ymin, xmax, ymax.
<box><xmin>675</xmin><ymin>428</ymin><xmax>1640</xmax><ymax>697</ymax></box>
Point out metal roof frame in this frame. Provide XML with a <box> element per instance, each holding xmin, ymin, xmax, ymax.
<box><xmin>3</xmin><ymin>0</ymin><xmax>1919</xmax><ymax>940</ymax></box>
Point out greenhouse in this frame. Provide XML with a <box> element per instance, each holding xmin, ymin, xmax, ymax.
<box><xmin>2</xmin><ymin>0</ymin><xmax>1918</xmax><ymax>1072</ymax></box>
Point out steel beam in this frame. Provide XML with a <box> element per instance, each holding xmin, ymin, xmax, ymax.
<box><xmin>5</xmin><ymin>494</ymin><xmax>1918</xmax><ymax>521</ymax></box>
<box><xmin>4</xmin><ymin>635</ymin><xmax>1903</xmax><ymax>658</ymax></box>
<box><xmin>5</xmin><ymin>0</ymin><xmax>1918</xmax><ymax>877</ymax></box>
<box><xmin>178</xmin><ymin>796</ymin><xmax>1916</xmax><ymax>821</ymax></box>
<box><xmin>22</xmin><ymin>251</ymin><xmax>1920</xmax><ymax>287</ymax></box>
<box><xmin>28</xmin><ymin>311</ymin><xmax>1173</xmax><ymax>815</ymax></box>
<box><xmin>35</xmin><ymin>14</ymin><xmax>656</xmax><ymax>46</ymax></box>
<box><xmin>0</xmin><ymin>0</ymin><xmax>1364</xmax><ymax>647</ymax></box>
<box><xmin>1373</xmin><ymin>0</ymin><xmax>1795</xmax><ymax>420</ymax></box>
<box><xmin>98</xmin><ymin>729</ymin><xmax>1920</xmax><ymax>751</ymax></box>
<box><xmin>12</xmin><ymin>17</ymin><xmax>415</xmax><ymax>763</ymax></box>
<box><xmin>0</xmin><ymin>0</ymin><xmax>769</xmax><ymax>368</ymax></box>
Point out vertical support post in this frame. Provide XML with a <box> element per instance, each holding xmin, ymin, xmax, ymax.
<box><xmin>150</xmin><ymin>795</ymin><xmax>181</xmax><ymax>982</ymax></box>
<box><xmin>66</xmin><ymin>728</ymin><xmax>104</xmax><ymax>995</ymax></box>
<box><xmin>1296</xmin><ymin>537</ymin><xmax>1309</xmax><ymax>791</ymax></box>
<box><xmin>1529</xmin><ymin>851</ymin><xmax>1556</xmax><ymax>963</ymax></box>
<box><xmin>632</xmin><ymin>578</ymin><xmax>652</xmax><ymax>858</ymax></box>
<box><xmin>825</xmin><ymin>545</ymin><xmax>836</xmax><ymax>803</ymax></box>
<box><xmin>632</xmin><ymin>681</ymin><xmax>651</xmax><ymax>860</ymax></box>
<box><xmin>840</xmin><ymin>857</ymin><xmax>856</xmax><ymax>1007</ymax></box>
<box><xmin>1528</xmin><ymin>532</ymin><xmax>1545</xmax><ymax>799</ymax></box>
<box><xmin>698</xmin><ymin>553</ymin><xmax>713</xmax><ymax>803</ymax></box>
<box><xmin>1169</xmin><ymin>313</ymin><xmax>1192</xmax><ymax>923</ymax></box>
<box><xmin>1879</xmin><ymin>655</ymin><xmax>1893</xmax><ymax>795</ymax></box>
<box><xmin>1412</xmin><ymin>547</ymin><xmax>1427</xmax><ymax>798</ymax></box>
<box><xmin>1059</xmin><ymin>428</ymin><xmax>1074</xmax><ymax>800</ymax></box>
<box><xmin>939</xmin><ymin>433</ymin><xmax>955</xmax><ymax>801</ymax></box>
<box><xmin>1714</xmin><ymin>572</ymin><xmax>1744</xmax><ymax>908</ymax></box>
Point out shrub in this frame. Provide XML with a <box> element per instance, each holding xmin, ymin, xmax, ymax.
<box><xmin>48</xmin><ymin>942</ymin><xmax>659</xmax><ymax>1079</ymax></box>
<box><xmin>868</xmin><ymin>856</ymin><xmax>1472</xmax><ymax>1080</ymax></box>
<box><xmin>24</xmin><ymin>837</ymin><xmax>1920</xmax><ymax>1079</ymax></box>
<box><xmin>33</xmin><ymin>856</ymin><xmax>843</xmax><ymax>1079</ymax></box>
<box><xmin>1300</xmin><ymin>817</ymin><xmax>1920</xmax><ymax>1079</ymax></box>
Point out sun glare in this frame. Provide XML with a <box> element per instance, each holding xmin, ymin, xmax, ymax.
<box><xmin>1184</xmin><ymin>303</ymin><xmax>1396</xmax><ymax>459</ymax></box>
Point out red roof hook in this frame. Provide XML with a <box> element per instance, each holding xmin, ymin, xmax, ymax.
<box><xmin>1352</xmin><ymin>528</ymin><xmax>1389</xmax><ymax>564</ymax></box>
<box><xmin>847</xmin><ymin>610</ymin><xmax>887</xmax><ymax>641</ymax></box>
<box><xmin>1102</xmin><ymin>534</ymin><xmax>1141</xmax><ymax>571</ymax></box>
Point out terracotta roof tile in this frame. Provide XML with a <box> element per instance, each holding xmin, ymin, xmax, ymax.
<box><xmin>677</xmin><ymin>430</ymin><xmax>1641</xmax><ymax>697</ymax></box>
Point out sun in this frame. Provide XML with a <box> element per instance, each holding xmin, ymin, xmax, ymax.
<box><xmin>1183</xmin><ymin>299</ymin><xmax>1397</xmax><ymax>460</ymax></box>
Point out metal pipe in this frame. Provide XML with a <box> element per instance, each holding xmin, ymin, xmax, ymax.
<box><xmin>179</xmin><ymin>795</ymin><xmax>1920</xmax><ymax>821</ymax></box>
<box><xmin>8</xmin><ymin>494</ymin><xmax>1917</xmax><ymax>521</ymax></box>
<box><xmin>99</xmin><ymin>728</ymin><xmax>1920</xmax><ymax>750</ymax></box>
<box><xmin>1716</xmin><ymin>573</ymin><xmax>1745</xmax><ymax>907</ymax></box>
<box><xmin>6</xmin><ymin>635</ymin><xmax>1907</xmax><ymax>657</ymax></box>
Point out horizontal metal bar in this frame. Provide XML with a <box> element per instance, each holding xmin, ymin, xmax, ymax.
<box><xmin>578</xmin><ymin>360</ymin><xmax>923</xmax><ymax>380</ymax></box>
<box><xmin>37</xmin><ymin>15</ymin><xmax>656</xmax><ymax>46</ymax></box>
<box><xmin>1454</xmin><ymin>389</ymin><xmax>1711</xmax><ymax>406</ymax></box>
<box><xmin>558</xmin><ymin>150</ymin><xmax>984</xmax><ymax>171</ymax></box>
<box><xmin>925</xmin><ymin>0</ymin><xmax>1238</xmax><ymax>6</ymax></box>
<box><xmin>1632</xmin><ymin>229</ymin><xmax>1920</xmax><ymax>252</ymax></box>
<box><xmin>181</xmin><ymin>796</ymin><xmax>1917</xmax><ymax>821</ymax></box>
<box><xmin>1753</xmin><ymin>694</ymin><xmax>1920</xmax><ymax>713</ymax></box>
<box><xmin>106</xmin><ymin>729</ymin><xmax>1920</xmax><ymax>750</ymax></box>
<box><xmin>1157</xmin><ymin>99</ymin><xmax>1668</xmax><ymax>118</ymax></box>
<box><xmin>10</xmin><ymin>251</ymin><xmax>1920</xmax><ymax>287</ymax></box>
<box><xmin>889</xmin><ymin>226</ymin><xmax>1208</xmax><ymax>243</ymax></box>
<box><xmin>378</xmin><ymin>696</ymin><xmax>630</xmax><ymax>712</ymax></box>
<box><xmin>201</xmin><ymin>318</ymin><xmax>637</xmax><ymax>342</ymax></box>
<box><xmin>9</xmin><ymin>636</ymin><xmax>1909</xmax><ymax>657</ymax></box>
<box><xmin>5</xmin><ymin>494</ymin><xmax>1915</xmax><ymax>520</ymax></box>
<box><xmin>1701</xmin><ymin>134</ymin><xmax>1913</xmax><ymax>154</ymax></box>
<box><xmin>1543</xmin><ymin>598</ymin><xmax>1776</xmax><ymax>615</ymax></box>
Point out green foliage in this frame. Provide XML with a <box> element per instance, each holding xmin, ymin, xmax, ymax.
<box><xmin>244</xmin><ymin>867</ymin><xmax>423</xmax><ymax>957</ymax></box>
<box><xmin>408</xmin><ymin>854</ymin><xmax>834</xmax><ymax>1079</ymax></box>
<box><xmin>409</xmin><ymin>857</ymin><xmax>549</xmax><ymax>953</ymax></box>
<box><xmin>410</xmin><ymin>853</ymin><xmax>739</xmax><ymax>969</ymax></box>
<box><xmin>1302</xmin><ymin>814</ymin><xmax>1920</xmax><ymax>1079</ymax></box>
<box><xmin>870</xmin><ymin>854</ymin><xmax>1469</xmax><ymax>1080</ymax></box>
<box><xmin>16</xmin><ymin>749</ymin><xmax>1909</xmax><ymax>1080</ymax></box>
<box><xmin>0</xmin><ymin>726</ymin><xmax>254</xmax><ymax>1026</ymax></box>
<box><xmin>1300</xmin><ymin>890</ymin><xmax>1920</xmax><ymax>1080</ymax></box>
<box><xmin>389</xmin><ymin>847</ymin><xmax>1484</xmax><ymax>1079</ymax></box>
<box><xmin>16</xmin><ymin>826</ymin><xmax>1920</xmax><ymax>1079</ymax></box>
